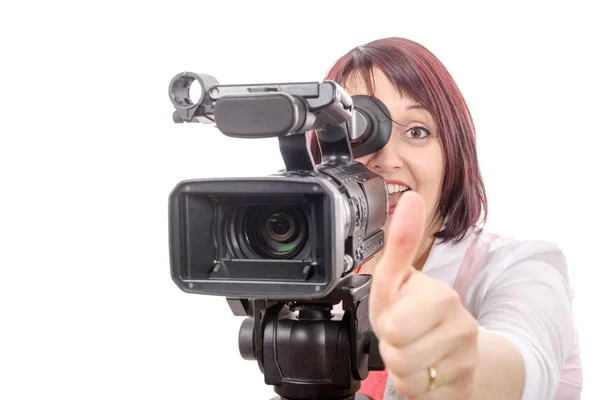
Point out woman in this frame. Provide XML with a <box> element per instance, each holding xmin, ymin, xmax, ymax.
<box><xmin>312</xmin><ymin>37</ymin><xmax>582</xmax><ymax>400</ymax></box>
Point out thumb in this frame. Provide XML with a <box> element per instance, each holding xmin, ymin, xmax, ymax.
<box><xmin>369</xmin><ymin>190</ymin><xmax>427</xmax><ymax>316</ymax></box>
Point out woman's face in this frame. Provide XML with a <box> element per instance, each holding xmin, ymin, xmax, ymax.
<box><xmin>345</xmin><ymin>68</ymin><xmax>446</xmax><ymax>236</ymax></box>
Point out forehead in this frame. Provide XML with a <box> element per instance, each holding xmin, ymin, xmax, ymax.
<box><xmin>343</xmin><ymin>67</ymin><xmax>433</xmax><ymax>122</ymax></box>
<box><xmin>344</xmin><ymin>68</ymin><xmax>419</xmax><ymax>109</ymax></box>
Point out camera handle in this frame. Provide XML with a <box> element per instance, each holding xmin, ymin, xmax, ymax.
<box><xmin>227</xmin><ymin>274</ymin><xmax>385</xmax><ymax>400</ymax></box>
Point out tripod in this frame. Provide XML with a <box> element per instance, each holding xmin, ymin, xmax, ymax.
<box><xmin>227</xmin><ymin>273</ymin><xmax>385</xmax><ymax>400</ymax></box>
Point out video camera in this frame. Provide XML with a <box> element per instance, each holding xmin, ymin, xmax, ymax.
<box><xmin>168</xmin><ymin>72</ymin><xmax>393</xmax><ymax>400</ymax></box>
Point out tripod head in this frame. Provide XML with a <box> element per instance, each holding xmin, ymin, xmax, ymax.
<box><xmin>167</xmin><ymin>72</ymin><xmax>391</xmax><ymax>399</ymax></box>
<box><xmin>230</xmin><ymin>274</ymin><xmax>384</xmax><ymax>400</ymax></box>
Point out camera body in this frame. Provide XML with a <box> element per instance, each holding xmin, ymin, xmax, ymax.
<box><xmin>168</xmin><ymin>72</ymin><xmax>392</xmax><ymax>300</ymax></box>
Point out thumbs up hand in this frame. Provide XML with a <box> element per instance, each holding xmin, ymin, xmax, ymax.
<box><xmin>368</xmin><ymin>191</ymin><xmax>479</xmax><ymax>399</ymax></box>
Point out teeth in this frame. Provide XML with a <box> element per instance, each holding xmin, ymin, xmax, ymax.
<box><xmin>387</xmin><ymin>183</ymin><xmax>410</xmax><ymax>194</ymax></box>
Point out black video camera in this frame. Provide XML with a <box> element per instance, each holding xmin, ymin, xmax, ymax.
<box><xmin>167</xmin><ymin>72</ymin><xmax>394</xmax><ymax>400</ymax></box>
<box><xmin>167</xmin><ymin>72</ymin><xmax>393</xmax><ymax>300</ymax></box>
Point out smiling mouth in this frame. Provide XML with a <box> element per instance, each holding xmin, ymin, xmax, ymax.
<box><xmin>386</xmin><ymin>183</ymin><xmax>412</xmax><ymax>211</ymax></box>
<box><xmin>386</xmin><ymin>183</ymin><xmax>411</xmax><ymax>195</ymax></box>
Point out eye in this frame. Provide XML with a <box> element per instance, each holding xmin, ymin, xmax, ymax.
<box><xmin>405</xmin><ymin>126</ymin><xmax>430</xmax><ymax>139</ymax></box>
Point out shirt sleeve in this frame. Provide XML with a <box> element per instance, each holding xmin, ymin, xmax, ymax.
<box><xmin>469</xmin><ymin>240</ymin><xmax>575</xmax><ymax>400</ymax></box>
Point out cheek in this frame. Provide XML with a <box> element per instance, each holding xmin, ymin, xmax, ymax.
<box><xmin>413</xmin><ymin>151</ymin><xmax>445</xmax><ymax>211</ymax></box>
<box><xmin>413</xmin><ymin>159</ymin><xmax>441</xmax><ymax>191</ymax></box>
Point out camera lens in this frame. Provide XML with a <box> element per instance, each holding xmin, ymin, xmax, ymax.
<box><xmin>243</xmin><ymin>207</ymin><xmax>308</xmax><ymax>259</ymax></box>
<box><xmin>266</xmin><ymin>213</ymin><xmax>294</xmax><ymax>240</ymax></box>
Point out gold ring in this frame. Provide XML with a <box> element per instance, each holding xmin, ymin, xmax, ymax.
<box><xmin>428</xmin><ymin>366</ymin><xmax>437</xmax><ymax>391</ymax></box>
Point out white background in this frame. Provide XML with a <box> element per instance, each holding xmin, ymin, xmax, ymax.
<box><xmin>1</xmin><ymin>0</ymin><xmax>598</xmax><ymax>399</ymax></box>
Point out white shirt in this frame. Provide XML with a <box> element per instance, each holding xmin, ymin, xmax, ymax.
<box><xmin>383</xmin><ymin>226</ymin><xmax>581</xmax><ymax>400</ymax></box>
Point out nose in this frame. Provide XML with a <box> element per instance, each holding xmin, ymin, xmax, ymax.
<box><xmin>365</xmin><ymin>142</ymin><xmax>404</xmax><ymax>173</ymax></box>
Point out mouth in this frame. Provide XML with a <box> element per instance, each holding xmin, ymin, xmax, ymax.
<box><xmin>386</xmin><ymin>180</ymin><xmax>412</xmax><ymax>213</ymax></box>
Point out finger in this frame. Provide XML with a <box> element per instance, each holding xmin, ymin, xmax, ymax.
<box><xmin>406</xmin><ymin>369</ymin><xmax>476</xmax><ymax>400</ymax></box>
<box><xmin>379</xmin><ymin>321</ymin><xmax>476</xmax><ymax>378</ymax></box>
<box><xmin>379</xmin><ymin>277</ymin><xmax>461</xmax><ymax>347</ymax></box>
<box><xmin>390</xmin><ymin>355</ymin><xmax>477</xmax><ymax>400</ymax></box>
<box><xmin>369</xmin><ymin>191</ymin><xmax>427</xmax><ymax>316</ymax></box>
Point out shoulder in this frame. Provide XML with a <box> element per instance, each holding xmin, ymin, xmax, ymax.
<box><xmin>468</xmin><ymin>228</ymin><xmax>568</xmax><ymax>279</ymax></box>
<box><xmin>454</xmin><ymin>227</ymin><xmax>573</xmax><ymax>310</ymax></box>
<box><xmin>467</xmin><ymin>228</ymin><xmax>566</xmax><ymax>267</ymax></box>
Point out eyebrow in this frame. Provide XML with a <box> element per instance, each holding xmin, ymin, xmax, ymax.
<box><xmin>389</xmin><ymin>103</ymin><xmax>433</xmax><ymax>127</ymax></box>
<box><xmin>388</xmin><ymin>103</ymin><xmax>426</xmax><ymax>112</ymax></box>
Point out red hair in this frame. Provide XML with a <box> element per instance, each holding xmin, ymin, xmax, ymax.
<box><xmin>310</xmin><ymin>37</ymin><xmax>487</xmax><ymax>243</ymax></box>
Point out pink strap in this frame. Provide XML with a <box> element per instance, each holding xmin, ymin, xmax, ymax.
<box><xmin>453</xmin><ymin>233</ymin><xmax>491</xmax><ymax>302</ymax></box>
